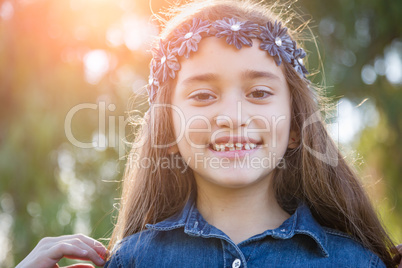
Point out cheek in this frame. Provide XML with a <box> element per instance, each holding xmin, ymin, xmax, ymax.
<box><xmin>184</xmin><ymin>117</ymin><xmax>212</xmax><ymax>146</ymax></box>
<box><xmin>172</xmin><ymin>109</ymin><xmax>212</xmax><ymax>146</ymax></box>
<box><xmin>254</xmin><ymin>103</ymin><xmax>291</xmax><ymax>147</ymax></box>
<box><xmin>270</xmin><ymin>106</ymin><xmax>292</xmax><ymax>150</ymax></box>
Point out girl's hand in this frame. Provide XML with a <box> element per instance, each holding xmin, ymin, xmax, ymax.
<box><xmin>16</xmin><ymin>234</ymin><xmax>109</xmax><ymax>268</ymax></box>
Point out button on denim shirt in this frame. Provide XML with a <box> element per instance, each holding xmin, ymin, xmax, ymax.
<box><xmin>105</xmin><ymin>197</ymin><xmax>385</xmax><ymax>268</ymax></box>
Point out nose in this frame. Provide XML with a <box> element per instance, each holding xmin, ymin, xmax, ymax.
<box><xmin>214</xmin><ymin>94</ymin><xmax>248</xmax><ymax>129</ymax></box>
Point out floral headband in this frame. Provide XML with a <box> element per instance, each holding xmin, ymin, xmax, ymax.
<box><xmin>147</xmin><ymin>17</ymin><xmax>308</xmax><ymax>103</ymax></box>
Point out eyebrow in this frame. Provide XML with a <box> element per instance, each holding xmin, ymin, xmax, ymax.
<box><xmin>180</xmin><ymin>73</ymin><xmax>219</xmax><ymax>87</ymax></box>
<box><xmin>241</xmin><ymin>69</ymin><xmax>281</xmax><ymax>81</ymax></box>
<box><xmin>180</xmin><ymin>69</ymin><xmax>281</xmax><ymax>87</ymax></box>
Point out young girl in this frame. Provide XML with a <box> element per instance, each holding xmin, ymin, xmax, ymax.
<box><xmin>17</xmin><ymin>0</ymin><xmax>402</xmax><ymax>267</ymax></box>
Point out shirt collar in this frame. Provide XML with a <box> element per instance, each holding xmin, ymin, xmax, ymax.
<box><xmin>146</xmin><ymin>195</ymin><xmax>329</xmax><ymax>257</ymax></box>
<box><xmin>145</xmin><ymin>194</ymin><xmax>195</xmax><ymax>231</ymax></box>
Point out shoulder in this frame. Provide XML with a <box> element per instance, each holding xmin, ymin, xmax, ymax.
<box><xmin>292</xmin><ymin>204</ymin><xmax>386</xmax><ymax>267</ymax></box>
<box><xmin>105</xmin><ymin>229</ymin><xmax>159</xmax><ymax>268</ymax></box>
<box><xmin>322</xmin><ymin>227</ymin><xmax>386</xmax><ymax>268</ymax></box>
<box><xmin>105</xmin><ymin>227</ymin><xmax>193</xmax><ymax>268</ymax></box>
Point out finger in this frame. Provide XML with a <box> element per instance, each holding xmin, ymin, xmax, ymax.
<box><xmin>37</xmin><ymin>235</ymin><xmax>102</xmax><ymax>252</ymax></box>
<box><xmin>51</xmin><ymin>240</ymin><xmax>106</xmax><ymax>267</ymax></box>
<box><xmin>69</xmin><ymin>234</ymin><xmax>109</xmax><ymax>259</ymax></box>
<box><xmin>52</xmin><ymin>234</ymin><xmax>108</xmax><ymax>262</ymax></box>
<box><xmin>47</xmin><ymin>243</ymin><xmax>89</xmax><ymax>263</ymax></box>
<box><xmin>64</xmin><ymin>253</ymin><xmax>105</xmax><ymax>267</ymax></box>
<box><xmin>35</xmin><ymin>235</ymin><xmax>108</xmax><ymax>267</ymax></box>
<box><xmin>46</xmin><ymin>234</ymin><xmax>107</xmax><ymax>253</ymax></box>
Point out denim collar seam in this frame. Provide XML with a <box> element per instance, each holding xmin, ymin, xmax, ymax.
<box><xmin>237</xmin><ymin>230</ymin><xmax>274</xmax><ymax>246</ymax></box>
<box><xmin>292</xmin><ymin>205</ymin><xmax>329</xmax><ymax>257</ymax></box>
<box><xmin>146</xmin><ymin>196</ymin><xmax>195</xmax><ymax>231</ymax></box>
<box><xmin>198</xmin><ymin>232</ymin><xmax>231</xmax><ymax>241</ymax></box>
<box><xmin>221</xmin><ymin>240</ymin><xmax>227</xmax><ymax>268</ymax></box>
<box><xmin>294</xmin><ymin>229</ymin><xmax>329</xmax><ymax>257</ymax></box>
<box><xmin>145</xmin><ymin>222</ymin><xmax>185</xmax><ymax>231</ymax></box>
<box><xmin>268</xmin><ymin>208</ymin><xmax>298</xmax><ymax>239</ymax></box>
<box><xmin>322</xmin><ymin>227</ymin><xmax>352</xmax><ymax>239</ymax></box>
<box><xmin>282</xmin><ymin>206</ymin><xmax>298</xmax><ymax>237</ymax></box>
<box><xmin>184</xmin><ymin>201</ymin><xmax>201</xmax><ymax>234</ymax></box>
<box><xmin>323</xmin><ymin>227</ymin><xmax>367</xmax><ymax>250</ymax></box>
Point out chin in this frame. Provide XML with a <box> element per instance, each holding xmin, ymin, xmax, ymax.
<box><xmin>209</xmin><ymin>173</ymin><xmax>269</xmax><ymax>189</ymax></box>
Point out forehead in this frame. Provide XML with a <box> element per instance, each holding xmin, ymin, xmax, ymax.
<box><xmin>175</xmin><ymin>37</ymin><xmax>288</xmax><ymax>85</ymax></box>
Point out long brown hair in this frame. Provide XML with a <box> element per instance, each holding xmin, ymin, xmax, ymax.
<box><xmin>109</xmin><ymin>1</ymin><xmax>399</xmax><ymax>266</ymax></box>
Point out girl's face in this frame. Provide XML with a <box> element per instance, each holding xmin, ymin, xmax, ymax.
<box><xmin>171</xmin><ymin>37</ymin><xmax>292</xmax><ymax>191</ymax></box>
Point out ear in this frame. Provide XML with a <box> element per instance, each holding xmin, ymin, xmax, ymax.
<box><xmin>288</xmin><ymin>130</ymin><xmax>300</xmax><ymax>149</ymax></box>
<box><xmin>167</xmin><ymin>144</ymin><xmax>179</xmax><ymax>155</ymax></box>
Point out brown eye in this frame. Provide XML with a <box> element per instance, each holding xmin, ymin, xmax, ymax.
<box><xmin>190</xmin><ymin>92</ymin><xmax>216</xmax><ymax>101</ymax></box>
<box><xmin>247</xmin><ymin>89</ymin><xmax>272</xmax><ymax>99</ymax></box>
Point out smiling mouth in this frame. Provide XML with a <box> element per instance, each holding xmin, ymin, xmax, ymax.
<box><xmin>209</xmin><ymin>142</ymin><xmax>262</xmax><ymax>152</ymax></box>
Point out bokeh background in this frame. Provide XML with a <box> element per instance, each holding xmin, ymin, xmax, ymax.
<box><xmin>0</xmin><ymin>0</ymin><xmax>401</xmax><ymax>266</ymax></box>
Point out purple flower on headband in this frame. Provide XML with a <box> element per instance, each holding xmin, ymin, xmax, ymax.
<box><xmin>147</xmin><ymin>18</ymin><xmax>310</xmax><ymax>104</ymax></box>
<box><xmin>291</xmin><ymin>42</ymin><xmax>308</xmax><ymax>77</ymax></box>
<box><xmin>152</xmin><ymin>40</ymin><xmax>180</xmax><ymax>83</ymax></box>
<box><xmin>212</xmin><ymin>18</ymin><xmax>259</xmax><ymax>49</ymax></box>
<box><xmin>259</xmin><ymin>21</ymin><xmax>294</xmax><ymax>66</ymax></box>
<box><xmin>147</xmin><ymin>59</ymin><xmax>160</xmax><ymax>102</ymax></box>
<box><xmin>172</xmin><ymin>18</ymin><xmax>211</xmax><ymax>58</ymax></box>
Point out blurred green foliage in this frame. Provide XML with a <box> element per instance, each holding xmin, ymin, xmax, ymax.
<box><xmin>0</xmin><ymin>0</ymin><xmax>401</xmax><ymax>267</ymax></box>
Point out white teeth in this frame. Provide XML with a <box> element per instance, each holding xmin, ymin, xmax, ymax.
<box><xmin>235</xmin><ymin>143</ymin><xmax>242</xmax><ymax>149</ymax></box>
<box><xmin>211</xmin><ymin>142</ymin><xmax>257</xmax><ymax>151</ymax></box>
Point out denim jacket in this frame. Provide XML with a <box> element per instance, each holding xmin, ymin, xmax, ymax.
<box><xmin>105</xmin><ymin>196</ymin><xmax>385</xmax><ymax>268</ymax></box>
